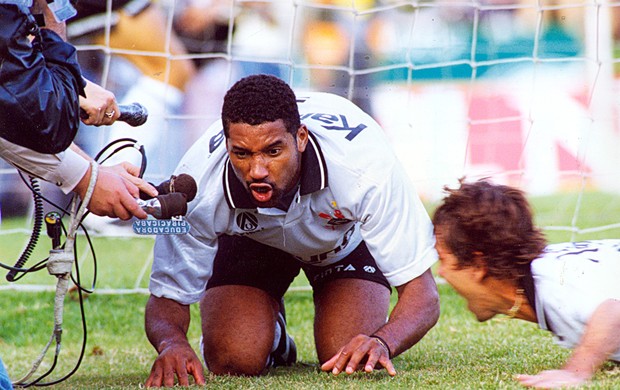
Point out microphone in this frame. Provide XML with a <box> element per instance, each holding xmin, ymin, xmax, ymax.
<box><xmin>137</xmin><ymin>192</ymin><xmax>188</xmax><ymax>219</ymax></box>
<box><xmin>79</xmin><ymin>102</ymin><xmax>148</xmax><ymax>127</ymax></box>
<box><xmin>118</xmin><ymin>102</ymin><xmax>148</xmax><ymax>127</ymax></box>
<box><xmin>140</xmin><ymin>173</ymin><xmax>197</xmax><ymax>202</ymax></box>
<box><xmin>132</xmin><ymin>174</ymin><xmax>196</xmax><ymax>234</ymax></box>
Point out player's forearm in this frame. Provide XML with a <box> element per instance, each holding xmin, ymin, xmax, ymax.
<box><xmin>373</xmin><ymin>269</ymin><xmax>440</xmax><ymax>357</ymax></box>
<box><xmin>563</xmin><ymin>299</ymin><xmax>620</xmax><ymax>379</ymax></box>
<box><xmin>145</xmin><ymin>295</ymin><xmax>193</xmax><ymax>353</ymax></box>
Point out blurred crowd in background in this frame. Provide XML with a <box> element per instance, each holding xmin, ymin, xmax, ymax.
<box><xmin>0</xmin><ymin>0</ymin><xmax>602</xmax><ymax>217</ymax></box>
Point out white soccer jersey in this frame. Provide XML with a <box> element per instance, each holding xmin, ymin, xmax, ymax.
<box><xmin>150</xmin><ymin>92</ymin><xmax>438</xmax><ymax>304</ymax></box>
<box><xmin>532</xmin><ymin>239</ymin><xmax>620</xmax><ymax>360</ymax></box>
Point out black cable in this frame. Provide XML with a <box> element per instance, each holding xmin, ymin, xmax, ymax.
<box><xmin>18</xmin><ymin>267</ymin><xmax>89</xmax><ymax>387</ymax></box>
<box><xmin>70</xmin><ymin>223</ymin><xmax>98</xmax><ymax>294</ymax></box>
<box><xmin>33</xmin><ymin>262</ymin><xmax>89</xmax><ymax>387</ymax></box>
<box><xmin>0</xmin><ymin>258</ymin><xmax>49</xmax><ymax>280</ymax></box>
<box><xmin>4</xmin><ymin>137</ymin><xmax>147</xmax><ymax>386</ymax></box>
<box><xmin>138</xmin><ymin>144</ymin><xmax>147</xmax><ymax>178</ymax></box>
<box><xmin>0</xmin><ymin>173</ymin><xmax>73</xmax><ymax>279</ymax></box>
<box><xmin>5</xmin><ymin>177</ymin><xmax>44</xmax><ymax>281</ymax></box>
<box><xmin>93</xmin><ymin>137</ymin><xmax>137</xmax><ymax>159</ymax></box>
<box><xmin>15</xmin><ymin>220</ymin><xmax>89</xmax><ymax>388</ymax></box>
<box><xmin>93</xmin><ymin>137</ymin><xmax>138</xmax><ymax>163</ymax></box>
<box><xmin>17</xmin><ymin>171</ymin><xmax>74</xmax><ymax>217</ymax></box>
<box><xmin>19</xmin><ymin>352</ymin><xmax>59</xmax><ymax>387</ymax></box>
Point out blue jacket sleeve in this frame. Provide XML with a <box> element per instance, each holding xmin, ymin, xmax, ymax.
<box><xmin>0</xmin><ymin>5</ymin><xmax>86</xmax><ymax>154</ymax></box>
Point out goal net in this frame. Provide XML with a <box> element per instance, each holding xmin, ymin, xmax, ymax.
<box><xmin>2</xmin><ymin>0</ymin><xmax>620</xmax><ymax>292</ymax></box>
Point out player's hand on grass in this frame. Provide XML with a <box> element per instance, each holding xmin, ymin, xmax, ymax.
<box><xmin>320</xmin><ymin>334</ymin><xmax>396</xmax><ymax>376</ymax></box>
<box><xmin>145</xmin><ymin>342</ymin><xmax>205</xmax><ymax>387</ymax></box>
<box><xmin>516</xmin><ymin>369</ymin><xmax>589</xmax><ymax>388</ymax></box>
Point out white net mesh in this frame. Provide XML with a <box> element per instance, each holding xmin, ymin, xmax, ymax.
<box><xmin>2</xmin><ymin>0</ymin><xmax>620</xmax><ymax>291</ymax></box>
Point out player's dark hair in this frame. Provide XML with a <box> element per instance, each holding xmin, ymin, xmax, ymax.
<box><xmin>221</xmin><ymin>74</ymin><xmax>301</xmax><ymax>138</ymax></box>
<box><xmin>432</xmin><ymin>178</ymin><xmax>547</xmax><ymax>281</ymax></box>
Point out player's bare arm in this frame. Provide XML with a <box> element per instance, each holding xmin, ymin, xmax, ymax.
<box><xmin>145</xmin><ymin>295</ymin><xmax>206</xmax><ymax>387</ymax></box>
<box><xmin>321</xmin><ymin>269</ymin><xmax>439</xmax><ymax>376</ymax></box>
<box><xmin>517</xmin><ymin>298</ymin><xmax>620</xmax><ymax>388</ymax></box>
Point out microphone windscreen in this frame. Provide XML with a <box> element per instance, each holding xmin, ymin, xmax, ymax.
<box><xmin>154</xmin><ymin>181</ymin><xmax>171</xmax><ymax>196</ymax></box>
<box><xmin>173</xmin><ymin>174</ymin><xmax>197</xmax><ymax>202</ymax></box>
<box><xmin>158</xmin><ymin>192</ymin><xmax>188</xmax><ymax>219</ymax></box>
<box><xmin>118</xmin><ymin>103</ymin><xmax>148</xmax><ymax>126</ymax></box>
<box><xmin>140</xmin><ymin>183</ymin><xmax>158</xmax><ymax>200</ymax></box>
<box><xmin>139</xmin><ymin>173</ymin><xmax>197</xmax><ymax>202</ymax></box>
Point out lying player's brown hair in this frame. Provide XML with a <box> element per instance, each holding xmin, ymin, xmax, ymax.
<box><xmin>432</xmin><ymin>178</ymin><xmax>547</xmax><ymax>281</ymax></box>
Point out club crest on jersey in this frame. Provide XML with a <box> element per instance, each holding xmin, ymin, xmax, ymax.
<box><xmin>236</xmin><ymin>211</ymin><xmax>259</xmax><ymax>231</ymax></box>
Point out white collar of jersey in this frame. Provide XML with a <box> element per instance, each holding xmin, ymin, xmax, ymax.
<box><xmin>222</xmin><ymin>131</ymin><xmax>328</xmax><ymax>209</ymax></box>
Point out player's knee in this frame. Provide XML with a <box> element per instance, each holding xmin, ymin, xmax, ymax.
<box><xmin>206</xmin><ymin>354</ymin><xmax>267</xmax><ymax>376</ymax></box>
<box><xmin>204</xmin><ymin>340</ymin><xmax>269</xmax><ymax>376</ymax></box>
<box><xmin>316</xmin><ymin>342</ymin><xmax>343</xmax><ymax>365</ymax></box>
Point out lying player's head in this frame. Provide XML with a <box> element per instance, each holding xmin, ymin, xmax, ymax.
<box><xmin>432</xmin><ymin>179</ymin><xmax>546</xmax><ymax>319</ymax></box>
<box><xmin>221</xmin><ymin>74</ymin><xmax>308</xmax><ymax>208</ymax></box>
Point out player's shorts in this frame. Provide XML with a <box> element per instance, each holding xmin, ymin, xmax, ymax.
<box><xmin>206</xmin><ymin>234</ymin><xmax>391</xmax><ymax>301</ymax></box>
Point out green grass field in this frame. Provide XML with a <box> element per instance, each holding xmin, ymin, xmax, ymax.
<box><xmin>2</xmin><ymin>191</ymin><xmax>620</xmax><ymax>389</ymax></box>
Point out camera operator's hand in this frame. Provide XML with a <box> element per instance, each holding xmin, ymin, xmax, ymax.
<box><xmin>109</xmin><ymin>161</ymin><xmax>158</xmax><ymax>198</ymax></box>
<box><xmin>74</xmin><ymin>164</ymin><xmax>140</xmax><ymax>220</ymax></box>
<box><xmin>80</xmin><ymin>79</ymin><xmax>120</xmax><ymax>126</ymax></box>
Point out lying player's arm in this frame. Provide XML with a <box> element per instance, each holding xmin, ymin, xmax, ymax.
<box><xmin>517</xmin><ymin>298</ymin><xmax>620</xmax><ymax>388</ymax></box>
<box><xmin>145</xmin><ymin>295</ymin><xmax>205</xmax><ymax>388</ymax></box>
<box><xmin>321</xmin><ymin>268</ymin><xmax>439</xmax><ymax>375</ymax></box>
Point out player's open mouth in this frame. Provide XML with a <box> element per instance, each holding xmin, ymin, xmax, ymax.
<box><xmin>249</xmin><ymin>183</ymin><xmax>273</xmax><ymax>203</ymax></box>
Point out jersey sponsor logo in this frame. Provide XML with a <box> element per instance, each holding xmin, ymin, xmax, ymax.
<box><xmin>311</xmin><ymin>262</ymin><xmax>358</xmax><ymax>283</ymax></box>
<box><xmin>363</xmin><ymin>265</ymin><xmax>376</xmax><ymax>274</ymax></box>
<box><xmin>209</xmin><ymin>129</ymin><xmax>225</xmax><ymax>152</ymax></box>
<box><xmin>236</xmin><ymin>211</ymin><xmax>259</xmax><ymax>231</ymax></box>
<box><xmin>300</xmin><ymin>112</ymin><xmax>367</xmax><ymax>141</ymax></box>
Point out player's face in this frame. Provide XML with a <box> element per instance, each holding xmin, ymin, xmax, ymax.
<box><xmin>435</xmin><ymin>230</ymin><xmax>498</xmax><ymax>322</ymax></box>
<box><xmin>227</xmin><ymin>120</ymin><xmax>308</xmax><ymax>208</ymax></box>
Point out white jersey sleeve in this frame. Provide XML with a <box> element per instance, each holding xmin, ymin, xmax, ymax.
<box><xmin>150</xmin><ymin>231</ymin><xmax>218</xmax><ymax>305</ymax></box>
<box><xmin>532</xmin><ymin>239</ymin><xmax>620</xmax><ymax>360</ymax></box>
